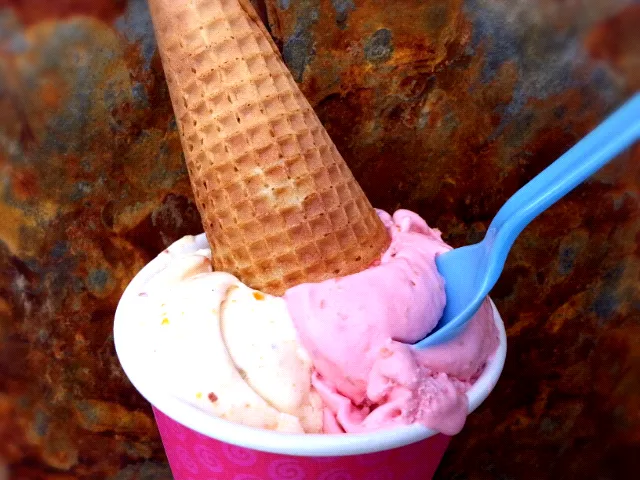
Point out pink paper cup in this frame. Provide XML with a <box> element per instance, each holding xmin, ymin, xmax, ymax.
<box><xmin>114</xmin><ymin>234</ymin><xmax>507</xmax><ymax>480</ymax></box>
<box><xmin>153</xmin><ymin>405</ymin><xmax>451</xmax><ymax>479</ymax></box>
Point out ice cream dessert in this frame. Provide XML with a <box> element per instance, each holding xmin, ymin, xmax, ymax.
<box><xmin>134</xmin><ymin>235</ymin><xmax>324</xmax><ymax>433</ymax></box>
<box><xmin>131</xmin><ymin>208</ymin><xmax>498</xmax><ymax>435</ymax></box>
<box><xmin>131</xmin><ymin>0</ymin><xmax>499</xmax><ymax>437</ymax></box>
<box><xmin>286</xmin><ymin>209</ymin><xmax>498</xmax><ymax>435</ymax></box>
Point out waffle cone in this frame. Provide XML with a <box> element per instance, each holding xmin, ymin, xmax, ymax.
<box><xmin>148</xmin><ymin>0</ymin><xmax>389</xmax><ymax>295</ymax></box>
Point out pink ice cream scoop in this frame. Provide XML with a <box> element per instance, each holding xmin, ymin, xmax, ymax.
<box><xmin>284</xmin><ymin>209</ymin><xmax>499</xmax><ymax>435</ymax></box>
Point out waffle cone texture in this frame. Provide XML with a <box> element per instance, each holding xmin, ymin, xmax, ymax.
<box><xmin>148</xmin><ymin>0</ymin><xmax>390</xmax><ymax>295</ymax></box>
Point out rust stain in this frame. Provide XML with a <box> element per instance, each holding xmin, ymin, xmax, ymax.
<box><xmin>0</xmin><ymin>202</ymin><xmax>36</xmax><ymax>255</ymax></box>
<box><xmin>9</xmin><ymin>166</ymin><xmax>40</xmax><ymax>200</ymax></box>
<box><xmin>37</xmin><ymin>77</ymin><xmax>64</xmax><ymax>110</ymax></box>
<box><xmin>585</xmin><ymin>4</ymin><xmax>640</xmax><ymax>91</ymax></box>
<box><xmin>3</xmin><ymin>0</ymin><xmax>128</xmax><ymax>26</ymax></box>
<box><xmin>73</xmin><ymin>399</ymin><xmax>155</xmax><ymax>436</ymax></box>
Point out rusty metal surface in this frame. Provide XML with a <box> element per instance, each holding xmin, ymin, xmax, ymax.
<box><xmin>0</xmin><ymin>0</ymin><xmax>638</xmax><ymax>478</ymax></box>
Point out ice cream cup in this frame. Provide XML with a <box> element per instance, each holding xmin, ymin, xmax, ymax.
<box><xmin>114</xmin><ymin>233</ymin><xmax>507</xmax><ymax>480</ymax></box>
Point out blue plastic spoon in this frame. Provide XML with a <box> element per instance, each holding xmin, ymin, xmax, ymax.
<box><xmin>414</xmin><ymin>93</ymin><xmax>640</xmax><ymax>349</ymax></box>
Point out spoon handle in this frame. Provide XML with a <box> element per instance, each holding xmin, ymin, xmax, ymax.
<box><xmin>487</xmin><ymin>94</ymin><xmax>640</xmax><ymax>256</ymax></box>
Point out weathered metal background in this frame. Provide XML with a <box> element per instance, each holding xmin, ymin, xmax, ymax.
<box><xmin>0</xmin><ymin>0</ymin><xmax>638</xmax><ymax>478</ymax></box>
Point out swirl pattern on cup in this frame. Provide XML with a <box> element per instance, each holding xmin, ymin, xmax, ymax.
<box><xmin>166</xmin><ymin>415</ymin><xmax>187</xmax><ymax>442</ymax></box>
<box><xmin>176</xmin><ymin>445</ymin><xmax>199</xmax><ymax>474</ymax></box>
<box><xmin>194</xmin><ymin>443</ymin><xmax>224</xmax><ymax>472</ymax></box>
<box><xmin>267</xmin><ymin>459</ymin><xmax>305</xmax><ymax>480</ymax></box>
<box><xmin>222</xmin><ymin>443</ymin><xmax>258</xmax><ymax>467</ymax></box>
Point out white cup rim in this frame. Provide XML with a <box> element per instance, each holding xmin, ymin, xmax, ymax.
<box><xmin>114</xmin><ymin>233</ymin><xmax>507</xmax><ymax>457</ymax></box>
